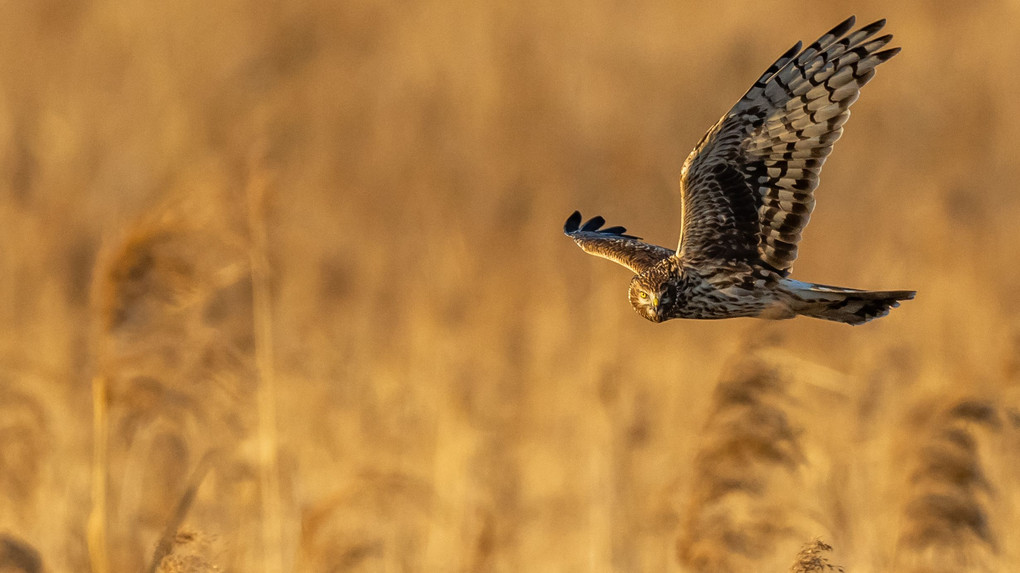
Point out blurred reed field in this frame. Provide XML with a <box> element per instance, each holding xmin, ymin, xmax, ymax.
<box><xmin>2</xmin><ymin>0</ymin><xmax>1020</xmax><ymax>571</ymax></box>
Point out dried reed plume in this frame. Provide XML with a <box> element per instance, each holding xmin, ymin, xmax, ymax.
<box><xmin>894</xmin><ymin>397</ymin><xmax>1002</xmax><ymax>572</ymax></box>
<box><xmin>0</xmin><ymin>533</ymin><xmax>42</xmax><ymax>573</ymax></box>
<box><xmin>89</xmin><ymin>194</ymin><xmax>261</xmax><ymax>572</ymax></box>
<box><xmin>297</xmin><ymin>470</ymin><xmax>433</xmax><ymax>571</ymax></box>
<box><xmin>678</xmin><ymin>349</ymin><xmax>808</xmax><ymax>572</ymax></box>
<box><xmin>153</xmin><ymin>529</ymin><xmax>220</xmax><ymax>573</ymax></box>
<box><xmin>790</xmin><ymin>539</ymin><xmax>844</xmax><ymax>573</ymax></box>
<box><xmin>677</xmin><ymin>335</ymin><xmax>857</xmax><ymax>572</ymax></box>
<box><xmin>0</xmin><ymin>384</ymin><xmax>47</xmax><ymax>525</ymax></box>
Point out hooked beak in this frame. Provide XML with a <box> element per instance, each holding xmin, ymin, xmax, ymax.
<box><xmin>648</xmin><ymin>298</ymin><xmax>664</xmax><ymax>323</ymax></box>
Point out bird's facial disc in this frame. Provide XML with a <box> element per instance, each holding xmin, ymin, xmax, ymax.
<box><xmin>630</xmin><ymin>280</ymin><xmax>667</xmax><ymax>323</ymax></box>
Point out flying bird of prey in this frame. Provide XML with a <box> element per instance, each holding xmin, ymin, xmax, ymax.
<box><xmin>564</xmin><ymin>16</ymin><xmax>915</xmax><ymax>325</ymax></box>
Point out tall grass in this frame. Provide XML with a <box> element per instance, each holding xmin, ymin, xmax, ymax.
<box><xmin>894</xmin><ymin>397</ymin><xmax>1004</xmax><ymax>572</ymax></box>
<box><xmin>245</xmin><ymin>152</ymin><xmax>285</xmax><ymax>573</ymax></box>
<box><xmin>677</xmin><ymin>340</ymin><xmax>855</xmax><ymax>572</ymax></box>
<box><xmin>1</xmin><ymin>1</ymin><xmax>1019</xmax><ymax>570</ymax></box>
<box><xmin>88</xmin><ymin>199</ymin><xmax>260</xmax><ymax>571</ymax></box>
<box><xmin>0</xmin><ymin>534</ymin><xmax>43</xmax><ymax>573</ymax></box>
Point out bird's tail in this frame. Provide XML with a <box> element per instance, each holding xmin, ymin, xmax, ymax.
<box><xmin>783</xmin><ymin>280</ymin><xmax>916</xmax><ymax>325</ymax></box>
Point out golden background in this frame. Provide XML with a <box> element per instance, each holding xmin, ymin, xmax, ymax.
<box><xmin>1</xmin><ymin>1</ymin><xmax>1019</xmax><ymax>571</ymax></box>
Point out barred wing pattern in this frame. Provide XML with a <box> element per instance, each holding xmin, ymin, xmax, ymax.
<box><xmin>678</xmin><ymin>16</ymin><xmax>899</xmax><ymax>272</ymax></box>
<box><xmin>563</xmin><ymin>211</ymin><xmax>673</xmax><ymax>274</ymax></box>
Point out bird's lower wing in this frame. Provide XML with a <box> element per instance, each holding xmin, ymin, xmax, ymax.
<box><xmin>564</xmin><ymin>211</ymin><xmax>674</xmax><ymax>275</ymax></box>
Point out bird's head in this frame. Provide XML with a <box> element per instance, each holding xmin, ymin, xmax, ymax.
<box><xmin>628</xmin><ymin>271</ymin><xmax>677</xmax><ymax>323</ymax></box>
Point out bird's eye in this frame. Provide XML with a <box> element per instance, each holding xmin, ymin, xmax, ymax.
<box><xmin>639</xmin><ymin>292</ymin><xmax>648</xmax><ymax>299</ymax></box>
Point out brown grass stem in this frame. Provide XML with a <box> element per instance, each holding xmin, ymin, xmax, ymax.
<box><xmin>87</xmin><ymin>374</ymin><xmax>110</xmax><ymax>573</ymax></box>
<box><xmin>145</xmin><ymin>450</ymin><xmax>219</xmax><ymax>573</ymax></box>
<box><xmin>246</xmin><ymin>155</ymin><xmax>285</xmax><ymax>573</ymax></box>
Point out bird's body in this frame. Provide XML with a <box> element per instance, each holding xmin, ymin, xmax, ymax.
<box><xmin>564</xmin><ymin>16</ymin><xmax>915</xmax><ymax>325</ymax></box>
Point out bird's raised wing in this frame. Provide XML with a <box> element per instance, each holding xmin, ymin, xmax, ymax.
<box><xmin>677</xmin><ymin>16</ymin><xmax>899</xmax><ymax>273</ymax></box>
<box><xmin>564</xmin><ymin>211</ymin><xmax>673</xmax><ymax>275</ymax></box>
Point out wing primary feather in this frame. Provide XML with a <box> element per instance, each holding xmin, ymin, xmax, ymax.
<box><xmin>872</xmin><ymin>47</ymin><xmax>901</xmax><ymax>63</ymax></box>
<box><xmin>753</xmin><ymin>41</ymin><xmax>803</xmax><ymax>88</ymax></box>
<box><xmin>786</xmin><ymin>16</ymin><xmax>856</xmax><ymax>68</ymax></box>
<box><xmin>563</xmin><ymin>212</ymin><xmax>642</xmax><ymax>240</ymax></box>
<box><xmin>852</xmin><ymin>19</ymin><xmax>888</xmax><ymax>44</ymax></box>
<box><xmin>809</xmin><ymin>16</ymin><xmax>856</xmax><ymax>52</ymax></box>
<box><xmin>600</xmin><ymin>225</ymin><xmax>630</xmax><ymax>235</ymax></box>
<box><xmin>580</xmin><ymin>215</ymin><xmax>606</xmax><ymax>232</ymax></box>
<box><xmin>564</xmin><ymin>210</ymin><xmax>583</xmax><ymax>233</ymax></box>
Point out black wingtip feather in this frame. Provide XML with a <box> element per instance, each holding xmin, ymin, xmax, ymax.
<box><xmin>581</xmin><ymin>215</ymin><xmax>606</xmax><ymax>232</ymax></box>
<box><xmin>564</xmin><ymin>210</ymin><xmax>583</xmax><ymax>234</ymax></box>
<box><xmin>779</xmin><ymin>41</ymin><xmax>803</xmax><ymax>62</ymax></box>
<box><xmin>830</xmin><ymin>15</ymin><xmax>857</xmax><ymax>37</ymax></box>
<box><xmin>564</xmin><ymin>211</ymin><xmax>642</xmax><ymax>240</ymax></box>
<box><xmin>874</xmin><ymin>46</ymin><xmax>901</xmax><ymax>61</ymax></box>
<box><xmin>600</xmin><ymin>226</ymin><xmax>628</xmax><ymax>235</ymax></box>
<box><xmin>870</xmin><ymin>33</ymin><xmax>895</xmax><ymax>46</ymax></box>
<box><xmin>861</xmin><ymin>18</ymin><xmax>887</xmax><ymax>34</ymax></box>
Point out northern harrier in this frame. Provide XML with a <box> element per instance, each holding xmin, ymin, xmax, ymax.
<box><xmin>564</xmin><ymin>16</ymin><xmax>915</xmax><ymax>325</ymax></box>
